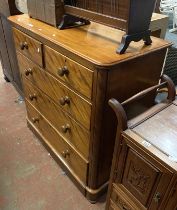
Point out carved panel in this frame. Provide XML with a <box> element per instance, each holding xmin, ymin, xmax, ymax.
<box><xmin>122</xmin><ymin>148</ymin><xmax>160</xmax><ymax>206</ymax></box>
<box><xmin>127</xmin><ymin>162</ymin><xmax>150</xmax><ymax>194</ymax></box>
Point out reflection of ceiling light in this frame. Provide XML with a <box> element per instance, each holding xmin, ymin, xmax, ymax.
<box><xmin>28</xmin><ymin>24</ymin><xmax>33</xmax><ymax>27</ymax></box>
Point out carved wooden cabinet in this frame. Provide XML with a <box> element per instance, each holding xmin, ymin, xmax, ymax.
<box><xmin>9</xmin><ymin>14</ymin><xmax>170</xmax><ymax>202</ymax></box>
<box><xmin>106</xmin><ymin>96</ymin><xmax>177</xmax><ymax>209</ymax></box>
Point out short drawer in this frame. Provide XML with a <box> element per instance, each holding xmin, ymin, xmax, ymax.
<box><xmin>26</xmin><ymin>101</ymin><xmax>88</xmax><ymax>184</ymax></box>
<box><xmin>44</xmin><ymin>46</ymin><xmax>93</xmax><ymax>99</ymax></box>
<box><xmin>24</xmin><ymin>78</ymin><xmax>90</xmax><ymax>159</ymax></box>
<box><xmin>111</xmin><ymin>186</ymin><xmax>146</xmax><ymax>210</ymax></box>
<box><xmin>17</xmin><ymin>53</ymin><xmax>91</xmax><ymax>130</ymax></box>
<box><xmin>13</xmin><ymin>28</ymin><xmax>43</xmax><ymax>66</ymax></box>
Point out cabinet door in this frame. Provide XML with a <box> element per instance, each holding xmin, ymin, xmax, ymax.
<box><xmin>1</xmin><ymin>16</ymin><xmax>22</xmax><ymax>91</ymax></box>
<box><xmin>164</xmin><ymin>178</ymin><xmax>177</xmax><ymax>210</ymax></box>
<box><xmin>113</xmin><ymin>137</ymin><xmax>173</xmax><ymax>210</ymax></box>
<box><xmin>0</xmin><ymin>15</ymin><xmax>23</xmax><ymax>94</ymax></box>
<box><xmin>0</xmin><ymin>16</ymin><xmax>13</xmax><ymax>81</ymax></box>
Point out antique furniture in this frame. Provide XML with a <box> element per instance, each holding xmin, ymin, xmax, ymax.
<box><xmin>150</xmin><ymin>13</ymin><xmax>168</xmax><ymax>39</ymax></box>
<box><xmin>27</xmin><ymin>0</ymin><xmax>64</xmax><ymax>27</ymax></box>
<box><xmin>0</xmin><ymin>0</ymin><xmax>23</xmax><ymax>95</ymax></box>
<box><xmin>63</xmin><ymin>0</ymin><xmax>156</xmax><ymax>54</ymax></box>
<box><xmin>27</xmin><ymin>0</ymin><xmax>157</xmax><ymax>54</ymax></box>
<box><xmin>9</xmin><ymin>14</ymin><xmax>170</xmax><ymax>202</ymax></box>
<box><xmin>106</xmin><ymin>75</ymin><xmax>177</xmax><ymax>210</ymax></box>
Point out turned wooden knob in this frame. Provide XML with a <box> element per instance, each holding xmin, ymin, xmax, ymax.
<box><xmin>20</xmin><ymin>41</ymin><xmax>28</xmax><ymax>50</ymax></box>
<box><xmin>58</xmin><ymin>66</ymin><xmax>69</xmax><ymax>77</ymax></box>
<box><xmin>59</xmin><ymin>96</ymin><xmax>70</xmax><ymax>106</ymax></box>
<box><xmin>62</xmin><ymin>150</ymin><xmax>70</xmax><ymax>158</ymax></box>
<box><xmin>61</xmin><ymin>124</ymin><xmax>71</xmax><ymax>133</ymax></box>
<box><xmin>32</xmin><ymin>117</ymin><xmax>39</xmax><ymax>123</ymax></box>
<box><xmin>29</xmin><ymin>94</ymin><xmax>37</xmax><ymax>101</ymax></box>
<box><xmin>25</xmin><ymin>68</ymin><xmax>33</xmax><ymax>76</ymax></box>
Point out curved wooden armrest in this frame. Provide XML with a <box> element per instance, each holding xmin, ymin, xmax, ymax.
<box><xmin>108</xmin><ymin>74</ymin><xmax>176</xmax><ymax>131</ymax></box>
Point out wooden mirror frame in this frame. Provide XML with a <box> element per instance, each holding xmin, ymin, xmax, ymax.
<box><xmin>60</xmin><ymin>0</ymin><xmax>156</xmax><ymax>54</ymax></box>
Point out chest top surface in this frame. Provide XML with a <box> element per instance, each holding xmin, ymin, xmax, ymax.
<box><xmin>125</xmin><ymin>100</ymin><xmax>177</xmax><ymax>169</ymax></box>
<box><xmin>8</xmin><ymin>14</ymin><xmax>170</xmax><ymax>66</ymax></box>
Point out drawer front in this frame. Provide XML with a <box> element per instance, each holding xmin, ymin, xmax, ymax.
<box><xmin>17</xmin><ymin>53</ymin><xmax>91</xmax><ymax>130</ymax></box>
<box><xmin>26</xmin><ymin>101</ymin><xmax>88</xmax><ymax>184</ymax></box>
<box><xmin>45</xmin><ymin>46</ymin><xmax>93</xmax><ymax>99</ymax></box>
<box><xmin>13</xmin><ymin>28</ymin><xmax>43</xmax><ymax>66</ymax></box>
<box><xmin>24</xmin><ymin>78</ymin><xmax>90</xmax><ymax>159</ymax></box>
<box><xmin>111</xmin><ymin>186</ymin><xmax>146</xmax><ymax>210</ymax></box>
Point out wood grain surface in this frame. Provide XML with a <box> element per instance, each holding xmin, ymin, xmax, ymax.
<box><xmin>13</xmin><ymin>27</ymin><xmax>43</xmax><ymax>66</ymax></box>
<box><xmin>23</xmin><ymin>78</ymin><xmax>90</xmax><ymax>160</ymax></box>
<box><xmin>106</xmin><ymin>95</ymin><xmax>177</xmax><ymax>209</ymax></box>
<box><xmin>10</xmin><ymin>14</ymin><xmax>172</xmax><ymax>202</ymax></box>
<box><xmin>26</xmin><ymin>100</ymin><xmax>88</xmax><ymax>184</ymax></box>
<box><xmin>17</xmin><ymin>52</ymin><xmax>92</xmax><ymax>129</ymax></box>
<box><xmin>9</xmin><ymin>14</ymin><xmax>171</xmax><ymax>66</ymax></box>
<box><xmin>44</xmin><ymin>46</ymin><xmax>93</xmax><ymax>99</ymax></box>
<box><xmin>132</xmin><ymin>104</ymin><xmax>177</xmax><ymax>161</ymax></box>
<box><xmin>111</xmin><ymin>185</ymin><xmax>146</xmax><ymax>210</ymax></box>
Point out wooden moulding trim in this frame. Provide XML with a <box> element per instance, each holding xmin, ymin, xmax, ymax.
<box><xmin>85</xmin><ymin>181</ymin><xmax>108</xmax><ymax>203</ymax></box>
<box><xmin>27</xmin><ymin>119</ymin><xmax>86</xmax><ymax>191</ymax></box>
<box><xmin>128</xmin><ymin>102</ymin><xmax>172</xmax><ymax>129</ymax></box>
<box><xmin>11</xmin><ymin>24</ymin><xmax>96</xmax><ymax>70</ymax></box>
<box><xmin>122</xmin><ymin>132</ymin><xmax>176</xmax><ymax>172</ymax></box>
<box><xmin>9</xmin><ymin>19</ymin><xmax>171</xmax><ymax>68</ymax></box>
<box><xmin>64</xmin><ymin>5</ymin><xmax>127</xmax><ymax>31</ymax></box>
<box><xmin>86</xmin><ymin>181</ymin><xmax>108</xmax><ymax>194</ymax></box>
<box><xmin>27</xmin><ymin>119</ymin><xmax>109</xmax><ymax>201</ymax></box>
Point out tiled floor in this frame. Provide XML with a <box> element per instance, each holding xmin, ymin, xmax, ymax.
<box><xmin>0</xmin><ymin>64</ymin><xmax>105</xmax><ymax>210</ymax></box>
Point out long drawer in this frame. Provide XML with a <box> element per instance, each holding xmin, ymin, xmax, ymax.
<box><xmin>24</xmin><ymin>78</ymin><xmax>90</xmax><ymax>159</ymax></box>
<box><xmin>13</xmin><ymin>28</ymin><xmax>43</xmax><ymax>67</ymax></box>
<box><xmin>26</xmin><ymin>101</ymin><xmax>88</xmax><ymax>184</ymax></box>
<box><xmin>17</xmin><ymin>53</ymin><xmax>91</xmax><ymax>130</ymax></box>
<box><xmin>44</xmin><ymin>46</ymin><xmax>93</xmax><ymax>99</ymax></box>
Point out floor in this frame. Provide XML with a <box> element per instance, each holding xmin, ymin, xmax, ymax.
<box><xmin>0</xmin><ymin>64</ymin><xmax>105</xmax><ymax>210</ymax></box>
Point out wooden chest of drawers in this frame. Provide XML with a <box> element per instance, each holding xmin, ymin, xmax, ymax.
<box><xmin>9</xmin><ymin>14</ymin><xmax>171</xmax><ymax>202</ymax></box>
<box><xmin>106</xmin><ymin>87</ymin><xmax>177</xmax><ymax>209</ymax></box>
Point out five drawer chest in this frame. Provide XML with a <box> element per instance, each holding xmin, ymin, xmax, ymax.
<box><xmin>9</xmin><ymin>14</ymin><xmax>171</xmax><ymax>202</ymax></box>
